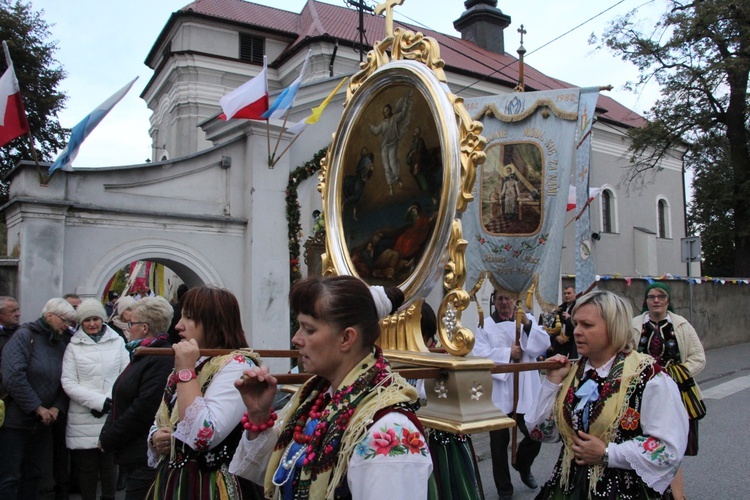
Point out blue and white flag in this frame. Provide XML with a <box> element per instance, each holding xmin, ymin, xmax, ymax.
<box><xmin>574</xmin><ymin>88</ymin><xmax>601</xmax><ymax>294</ymax></box>
<box><xmin>48</xmin><ymin>77</ymin><xmax>138</xmax><ymax>175</ymax></box>
<box><xmin>261</xmin><ymin>49</ymin><xmax>311</xmax><ymax>120</ymax></box>
<box><xmin>463</xmin><ymin>87</ymin><xmax>599</xmax><ymax>309</ymax></box>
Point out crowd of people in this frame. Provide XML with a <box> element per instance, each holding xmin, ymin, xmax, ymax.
<box><xmin>0</xmin><ymin>276</ymin><xmax>705</xmax><ymax>500</ymax></box>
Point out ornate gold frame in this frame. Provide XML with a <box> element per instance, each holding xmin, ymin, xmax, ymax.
<box><xmin>318</xmin><ymin>6</ymin><xmax>485</xmax><ymax>357</ymax></box>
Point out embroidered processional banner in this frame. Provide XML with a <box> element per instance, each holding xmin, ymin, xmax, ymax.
<box><xmin>463</xmin><ymin>88</ymin><xmax>600</xmax><ymax>309</ymax></box>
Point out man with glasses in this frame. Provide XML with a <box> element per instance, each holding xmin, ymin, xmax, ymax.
<box><xmin>472</xmin><ymin>289</ymin><xmax>551</xmax><ymax>500</ymax></box>
<box><xmin>0</xmin><ymin>298</ymin><xmax>77</xmax><ymax>499</ymax></box>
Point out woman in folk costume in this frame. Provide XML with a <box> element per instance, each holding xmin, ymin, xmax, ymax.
<box><xmin>229</xmin><ymin>275</ymin><xmax>432</xmax><ymax>499</ymax></box>
<box><xmin>525</xmin><ymin>291</ymin><xmax>688</xmax><ymax>499</ymax></box>
<box><xmin>146</xmin><ymin>286</ymin><xmax>262</xmax><ymax>499</ymax></box>
<box><xmin>632</xmin><ymin>282</ymin><xmax>706</xmax><ymax>500</ymax></box>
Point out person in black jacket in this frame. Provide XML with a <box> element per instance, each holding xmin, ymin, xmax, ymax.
<box><xmin>550</xmin><ymin>285</ymin><xmax>578</xmax><ymax>359</ymax></box>
<box><xmin>0</xmin><ymin>298</ymin><xmax>77</xmax><ymax>500</ymax></box>
<box><xmin>99</xmin><ymin>296</ymin><xmax>175</xmax><ymax>500</ymax></box>
<box><xmin>0</xmin><ymin>296</ymin><xmax>21</xmax><ymax>349</ymax></box>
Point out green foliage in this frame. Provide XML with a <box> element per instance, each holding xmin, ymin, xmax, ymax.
<box><xmin>286</xmin><ymin>146</ymin><xmax>328</xmax><ymax>338</ymax></box>
<box><xmin>0</xmin><ymin>0</ymin><xmax>67</xmax><ymax>200</ymax></box>
<box><xmin>109</xmin><ymin>265</ymin><xmax>129</xmax><ymax>297</ymax></box>
<box><xmin>598</xmin><ymin>0</ymin><xmax>750</xmax><ymax>276</ymax></box>
<box><xmin>687</xmin><ymin>136</ymin><xmax>735</xmax><ymax>276</ymax></box>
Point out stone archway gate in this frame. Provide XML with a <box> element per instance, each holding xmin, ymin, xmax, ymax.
<box><xmin>2</xmin><ymin>127</ymin><xmax>293</xmax><ymax>362</ymax></box>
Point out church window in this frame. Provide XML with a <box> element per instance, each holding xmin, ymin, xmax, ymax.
<box><xmin>240</xmin><ymin>34</ymin><xmax>264</xmax><ymax>64</ymax></box>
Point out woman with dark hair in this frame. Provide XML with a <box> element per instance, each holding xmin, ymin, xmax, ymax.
<box><xmin>146</xmin><ymin>286</ymin><xmax>261</xmax><ymax>499</ymax></box>
<box><xmin>99</xmin><ymin>296</ymin><xmax>175</xmax><ymax>500</ymax></box>
<box><xmin>230</xmin><ymin>275</ymin><xmax>432</xmax><ymax>499</ymax></box>
<box><xmin>526</xmin><ymin>290</ymin><xmax>688</xmax><ymax>499</ymax></box>
<box><xmin>632</xmin><ymin>282</ymin><xmax>705</xmax><ymax>500</ymax></box>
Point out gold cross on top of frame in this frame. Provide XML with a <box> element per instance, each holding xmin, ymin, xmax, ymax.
<box><xmin>375</xmin><ymin>0</ymin><xmax>405</xmax><ymax>37</ymax></box>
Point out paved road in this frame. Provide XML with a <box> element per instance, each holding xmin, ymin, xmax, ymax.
<box><xmin>60</xmin><ymin>342</ymin><xmax>750</xmax><ymax>500</ymax></box>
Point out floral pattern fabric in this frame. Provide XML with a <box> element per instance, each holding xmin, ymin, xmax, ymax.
<box><xmin>355</xmin><ymin>420</ymin><xmax>429</xmax><ymax>459</ymax></box>
<box><xmin>347</xmin><ymin>411</ymin><xmax>433</xmax><ymax>500</ymax></box>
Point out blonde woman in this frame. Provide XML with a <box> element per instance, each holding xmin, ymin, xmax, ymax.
<box><xmin>526</xmin><ymin>291</ymin><xmax>688</xmax><ymax>498</ymax></box>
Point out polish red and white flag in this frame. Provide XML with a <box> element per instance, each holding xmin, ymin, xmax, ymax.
<box><xmin>219</xmin><ymin>56</ymin><xmax>268</xmax><ymax>121</ymax></box>
<box><xmin>0</xmin><ymin>60</ymin><xmax>29</xmax><ymax>147</ymax></box>
<box><xmin>567</xmin><ymin>185</ymin><xmax>603</xmax><ymax>211</ymax></box>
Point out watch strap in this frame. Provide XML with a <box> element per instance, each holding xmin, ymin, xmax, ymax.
<box><xmin>176</xmin><ymin>369</ymin><xmax>197</xmax><ymax>383</ymax></box>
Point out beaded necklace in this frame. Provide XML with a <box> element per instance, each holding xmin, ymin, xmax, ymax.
<box><xmin>272</xmin><ymin>347</ymin><xmax>391</xmax><ymax>493</ymax></box>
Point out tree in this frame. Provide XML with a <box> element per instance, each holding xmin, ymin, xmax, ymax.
<box><xmin>597</xmin><ymin>0</ymin><xmax>750</xmax><ymax>276</ymax></box>
<box><xmin>687</xmin><ymin>136</ymin><xmax>735</xmax><ymax>276</ymax></box>
<box><xmin>0</xmin><ymin>0</ymin><xmax>67</xmax><ymax>200</ymax></box>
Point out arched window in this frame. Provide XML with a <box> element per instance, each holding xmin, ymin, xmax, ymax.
<box><xmin>657</xmin><ymin>197</ymin><xmax>670</xmax><ymax>238</ymax></box>
<box><xmin>601</xmin><ymin>189</ymin><xmax>613</xmax><ymax>233</ymax></box>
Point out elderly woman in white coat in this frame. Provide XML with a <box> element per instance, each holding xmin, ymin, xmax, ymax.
<box><xmin>61</xmin><ymin>299</ymin><xmax>129</xmax><ymax>500</ymax></box>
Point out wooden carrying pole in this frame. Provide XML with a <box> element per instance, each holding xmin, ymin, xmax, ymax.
<box><xmin>511</xmin><ymin>301</ymin><xmax>524</xmax><ymax>465</ymax></box>
<box><xmin>135</xmin><ymin>346</ymin><xmax>561</xmax><ymax>387</ymax></box>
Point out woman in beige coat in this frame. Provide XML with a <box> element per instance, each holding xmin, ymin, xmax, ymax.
<box><xmin>632</xmin><ymin>282</ymin><xmax>705</xmax><ymax>500</ymax></box>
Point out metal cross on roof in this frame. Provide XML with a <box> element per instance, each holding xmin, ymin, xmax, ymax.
<box><xmin>375</xmin><ymin>0</ymin><xmax>405</xmax><ymax>37</ymax></box>
<box><xmin>518</xmin><ymin>24</ymin><xmax>527</xmax><ymax>47</ymax></box>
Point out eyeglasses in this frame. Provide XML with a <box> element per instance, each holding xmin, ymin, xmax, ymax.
<box><xmin>53</xmin><ymin>313</ymin><xmax>74</xmax><ymax>326</ymax></box>
<box><xmin>127</xmin><ymin>321</ymin><xmax>147</xmax><ymax>329</ymax></box>
<box><xmin>646</xmin><ymin>294</ymin><xmax>668</xmax><ymax>301</ymax></box>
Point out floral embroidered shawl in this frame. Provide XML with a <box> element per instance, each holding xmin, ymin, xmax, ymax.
<box><xmin>554</xmin><ymin>350</ymin><xmax>654</xmax><ymax>494</ymax></box>
<box><xmin>264</xmin><ymin>346</ymin><xmax>417</xmax><ymax>500</ymax></box>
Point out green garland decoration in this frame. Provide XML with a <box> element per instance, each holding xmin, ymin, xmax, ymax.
<box><xmin>286</xmin><ymin>146</ymin><xmax>328</xmax><ymax>336</ymax></box>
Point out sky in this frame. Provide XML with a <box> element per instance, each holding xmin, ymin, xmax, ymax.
<box><xmin>27</xmin><ymin>0</ymin><xmax>669</xmax><ymax>168</ymax></box>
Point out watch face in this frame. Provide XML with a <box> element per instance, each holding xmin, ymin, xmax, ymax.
<box><xmin>178</xmin><ymin>369</ymin><xmax>194</xmax><ymax>382</ymax></box>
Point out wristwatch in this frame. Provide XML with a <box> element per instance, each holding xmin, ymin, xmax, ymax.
<box><xmin>601</xmin><ymin>445</ymin><xmax>609</xmax><ymax>467</ymax></box>
<box><xmin>176</xmin><ymin>369</ymin><xmax>197</xmax><ymax>383</ymax></box>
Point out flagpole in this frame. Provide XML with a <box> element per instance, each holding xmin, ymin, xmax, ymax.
<box><xmin>271</xmin><ymin>128</ymin><xmax>305</xmax><ymax>168</ymax></box>
<box><xmin>564</xmin><ymin>197</ymin><xmax>594</xmax><ymax>228</ymax></box>
<box><xmin>269</xmin><ymin>107</ymin><xmax>293</xmax><ymax>166</ymax></box>
<box><xmin>266</xmin><ymin>119</ymin><xmax>271</xmax><ymax>166</ymax></box>
<box><xmin>26</xmin><ymin>130</ymin><xmax>45</xmax><ymax>184</ymax></box>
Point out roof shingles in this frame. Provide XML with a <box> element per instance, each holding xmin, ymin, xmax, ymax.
<box><xmin>176</xmin><ymin>0</ymin><xmax>645</xmax><ymax>127</ymax></box>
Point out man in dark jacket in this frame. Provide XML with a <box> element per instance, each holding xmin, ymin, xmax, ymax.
<box><xmin>550</xmin><ymin>285</ymin><xmax>578</xmax><ymax>358</ymax></box>
<box><xmin>0</xmin><ymin>298</ymin><xmax>76</xmax><ymax>500</ymax></box>
<box><xmin>0</xmin><ymin>296</ymin><xmax>21</xmax><ymax>351</ymax></box>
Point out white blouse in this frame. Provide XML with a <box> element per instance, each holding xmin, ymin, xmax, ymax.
<box><xmin>147</xmin><ymin>356</ymin><xmax>254</xmax><ymax>467</ymax></box>
<box><xmin>524</xmin><ymin>355</ymin><xmax>689</xmax><ymax>493</ymax></box>
<box><xmin>229</xmin><ymin>408</ymin><xmax>433</xmax><ymax>499</ymax></box>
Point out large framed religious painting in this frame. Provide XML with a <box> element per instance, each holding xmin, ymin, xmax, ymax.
<box><xmin>324</xmin><ymin>61</ymin><xmax>462</xmax><ymax>303</ymax></box>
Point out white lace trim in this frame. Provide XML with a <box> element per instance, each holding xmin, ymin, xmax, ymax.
<box><xmin>622</xmin><ymin>445</ymin><xmax>673</xmax><ymax>494</ymax></box>
<box><xmin>173</xmin><ymin>396</ymin><xmax>211</xmax><ymax>450</ymax></box>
